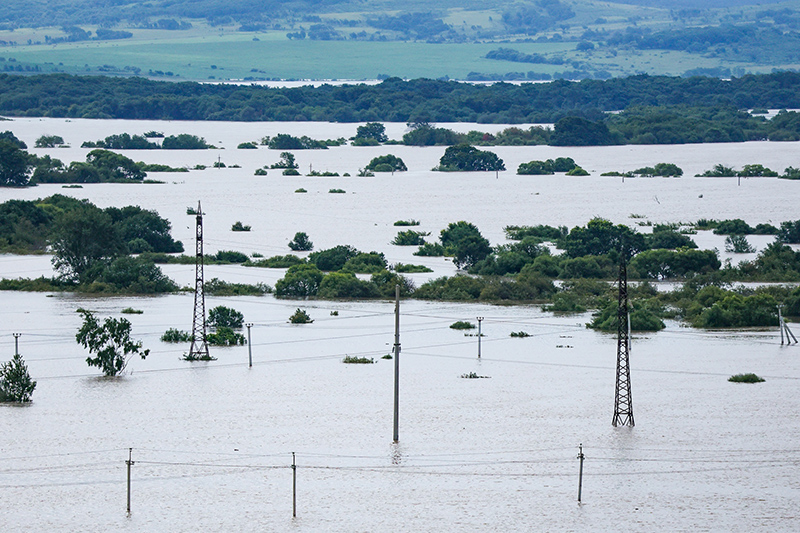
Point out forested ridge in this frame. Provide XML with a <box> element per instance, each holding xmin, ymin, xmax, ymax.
<box><xmin>2</xmin><ymin>72</ymin><xmax>800</xmax><ymax>124</ymax></box>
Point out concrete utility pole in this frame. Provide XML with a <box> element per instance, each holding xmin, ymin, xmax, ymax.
<box><xmin>12</xmin><ymin>333</ymin><xmax>20</xmax><ymax>355</ymax></box>
<box><xmin>245</xmin><ymin>323</ymin><xmax>253</xmax><ymax>367</ymax></box>
<box><xmin>291</xmin><ymin>452</ymin><xmax>297</xmax><ymax>518</ymax></box>
<box><xmin>393</xmin><ymin>285</ymin><xmax>401</xmax><ymax>443</ymax></box>
<box><xmin>577</xmin><ymin>444</ymin><xmax>585</xmax><ymax>503</ymax></box>
<box><xmin>126</xmin><ymin>448</ymin><xmax>134</xmax><ymax>515</ymax></box>
<box><xmin>477</xmin><ymin>317</ymin><xmax>484</xmax><ymax>359</ymax></box>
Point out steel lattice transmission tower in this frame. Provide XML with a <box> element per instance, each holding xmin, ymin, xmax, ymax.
<box><xmin>612</xmin><ymin>252</ymin><xmax>634</xmax><ymax>427</ymax></box>
<box><xmin>187</xmin><ymin>201</ymin><xmax>209</xmax><ymax>360</ymax></box>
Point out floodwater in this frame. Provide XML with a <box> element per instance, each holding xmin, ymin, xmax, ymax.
<box><xmin>0</xmin><ymin>118</ymin><xmax>799</xmax><ymax>531</ymax></box>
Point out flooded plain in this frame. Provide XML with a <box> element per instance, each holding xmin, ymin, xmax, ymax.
<box><xmin>0</xmin><ymin>118</ymin><xmax>799</xmax><ymax>531</ymax></box>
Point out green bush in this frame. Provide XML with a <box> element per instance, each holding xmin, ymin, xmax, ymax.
<box><xmin>231</xmin><ymin>221</ymin><xmax>251</xmax><ymax>232</ymax></box>
<box><xmin>728</xmin><ymin>373</ymin><xmax>765</xmax><ymax>383</ymax></box>
<box><xmin>161</xmin><ymin>328</ymin><xmax>193</xmax><ymax>343</ymax></box>
<box><xmin>393</xmin><ymin>263</ymin><xmax>433</xmax><ymax>273</ymax></box>
<box><xmin>214</xmin><ymin>250</ymin><xmax>249</xmax><ymax>263</ymax></box>
<box><xmin>209</xmin><ymin>306</ymin><xmax>244</xmax><ymax>329</ymax></box>
<box><xmin>289</xmin><ymin>308</ymin><xmax>313</xmax><ymax>324</ymax></box>
<box><xmin>394</xmin><ymin>219</ymin><xmax>421</xmax><ymax>226</ymax></box>
<box><xmin>366</xmin><ymin>154</ymin><xmax>407</xmax><ymax>172</ymax></box>
<box><xmin>288</xmin><ymin>232</ymin><xmax>313</xmax><ymax>251</ymax></box>
<box><xmin>207</xmin><ymin>326</ymin><xmax>246</xmax><ymax>346</ymax></box>
<box><xmin>121</xmin><ymin>307</ymin><xmax>143</xmax><ymax>314</ymax></box>
<box><xmin>318</xmin><ymin>272</ymin><xmax>380</xmax><ymax>299</ymax></box>
<box><xmin>329</xmin><ymin>188</ymin><xmax>346</xmax><ymax>193</ymax></box>
<box><xmin>275</xmin><ymin>264</ymin><xmax>324</xmax><ymax>297</ymax></box>
<box><xmin>342</xmin><ymin>355</ymin><xmax>374</xmax><ymax>364</ymax></box>
<box><xmin>450</xmin><ymin>321</ymin><xmax>476</xmax><ymax>330</ymax></box>
<box><xmin>245</xmin><ymin>255</ymin><xmax>305</xmax><ymax>268</ymax></box>
<box><xmin>391</xmin><ymin>230</ymin><xmax>429</xmax><ymax>246</ymax></box>
<box><xmin>237</xmin><ymin>142</ymin><xmax>257</xmax><ymax>149</ymax></box>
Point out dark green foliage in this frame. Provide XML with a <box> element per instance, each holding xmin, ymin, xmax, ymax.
<box><xmin>394</xmin><ymin>219</ymin><xmax>420</xmax><ymax>226</ymax></box>
<box><xmin>342</xmin><ymin>252</ymin><xmax>387</xmax><ymax>274</ymax></box>
<box><xmin>551</xmin><ymin>117</ymin><xmax>619</xmax><ymax>146</ymax></box>
<box><xmin>86</xmin><ymin>149</ymin><xmax>146</xmax><ymax>180</ymax></box>
<box><xmin>355</xmin><ymin>123</ymin><xmax>388</xmax><ymax>143</ymax></box>
<box><xmin>630</xmin><ymin>248</ymin><xmax>721</xmax><ymax>279</ymax></box>
<box><xmin>329</xmin><ymin>188</ymin><xmax>346</xmax><ymax>193</ymax></box>
<box><xmin>289</xmin><ymin>308</ymin><xmax>313</xmax><ymax>324</ymax></box>
<box><xmin>391</xmin><ymin>230</ymin><xmax>429</xmax><ymax>246</ymax></box>
<box><xmin>0</xmin><ymin>131</ymin><xmax>26</xmax><ymax>149</ymax></box>
<box><xmin>161</xmin><ymin>328</ymin><xmax>192</xmax><ymax>343</ymax></box>
<box><xmin>96</xmin><ymin>256</ymin><xmax>177</xmax><ymax>293</ymax></box>
<box><xmin>566</xmin><ymin>166</ymin><xmax>590</xmax><ymax>176</ymax></box>
<box><xmin>137</xmin><ymin>163</ymin><xmax>188</xmax><ymax>173</ymax></box>
<box><xmin>342</xmin><ymin>355</ymin><xmax>374</xmax><ymax>364</ymax></box>
<box><xmin>587</xmin><ymin>301</ymin><xmax>666</xmax><ymax>332</ymax></box>
<box><xmin>245</xmin><ymin>255</ymin><xmax>305</xmax><ymax>268</ymax></box>
<box><xmin>370</xmin><ymin>270</ymin><xmax>415</xmax><ymax>297</ymax></box>
<box><xmin>439</xmin><ymin>221</ymin><xmax>492</xmax><ymax>269</ymax></box>
<box><xmin>161</xmin><ymin>134</ymin><xmax>210</xmax><ymax>149</ymax></box>
<box><xmin>0</xmin><ymin>140</ymin><xmax>32</xmax><ymax>186</ymax></box>
<box><xmin>560</xmin><ymin>255</ymin><xmax>615</xmax><ymax>279</ymax></box>
<box><xmin>318</xmin><ymin>272</ymin><xmax>380</xmax><ymax>299</ymax></box>
<box><xmin>450</xmin><ymin>320</ymin><xmax>476</xmax><ymax>330</ymax></box>
<box><xmin>781</xmin><ymin>167</ymin><xmax>800</xmax><ymax>180</ymax></box>
<box><xmin>698</xmin><ymin>164</ymin><xmax>737</xmax><ymax>177</ymax></box>
<box><xmin>646</xmin><ymin>228</ymin><xmax>697</xmax><ymax>250</ymax></box>
<box><xmin>283</xmin><ymin>169</ymin><xmax>301</xmax><ymax>176</ymax></box>
<box><xmin>289</xmin><ymin>232</ymin><xmax>313</xmax><ymax>251</ymax></box>
<box><xmin>691</xmin><ymin>291</ymin><xmax>778</xmax><ymax>328</ymax></box>
<box><xmin>308</xmin><ymin>245</ymin><xmax>360</xmax><ymax>271</ymax></box>
<box><xmin>203</xmin><ymin>278</ymin><xmax>270</xmax><ymax>296</ymax></box>
<box><xmin>562</xmin><ymin>218</ymin><xmax>645</xmax><ymax>259</ymax></box>
<box><xmin>270</xmin><ymin>152</ymin><xmax>298</xmax><ymax>169</ymax></box>
<box><xmin>268</xmin><ymin>134</ymin><xmax>328</xmax><ymax>150</ymax></box>
<box><xmin>504</xmin><ymin>225</ymin><xmax>565</xmax><ymax>241</ymax></box>
<box><xmin>207</xmin><ymin>326</ymin><xmax>246</xmax><ymax>346</ymax></box>
<box><xmin>275</xmin><ymin>264</ymin><xmax>325</xmax><ymax>297</ymax></box>
<box><xmin>435</xmin><ymin>144</ymin><xmax>505</xmax><ymax>172</ymax></box>
<box><xmin>106</xmin><ymin>205</ymin><xmax>183</xmax><ymax>253</ymax></box>
<box><xmin>231</xmin><ymin>221</ymin><xmax>251</xmax><ymax>232</ymax></box>
<box><xmin>214</xmin><ymin>250</ymin><xmax>249</xmax><ymax>263</ymax></box>
<box><xmin>728</xmin><ymin>373</ymin><xmax>765</xmax><ymax>383</ymax></box>
<box><xmin>517</xmin><ymin>157</ymin><xmax>577</xmax><ymax>175</ymax></box>
<box><xmin>35</xmin><ymin>135</ymin><xmax>65</xmax><ymax>148</ymax></box>
<box><xmin>76</xmin><ymin>309</ymin><xmax>149</xmax><ymax>376</ymax></box>
<box><xmin>778</xmin><ymin>220</ymin><xmax>800</xmax><ymax>243</ymax></box>
<box><xmin>414</xmin><ymin>242</ymin><xmax>446</xmax><ymax>256</ymax></box>
<box><xmin>121</xmin><ymin>307</ymin><xmax>143</xmax><ymax>314</ymax></box>
<box><xmin>237</xmin><ymin>142</ymin><xmax>257</xmax><ymax>149</ymax></box>
<box><xmin>366</xmin><ymin>154</ymin><xmax>407</xmax><ymax>172</ymax></box>
<box><xmin>403</xmin><ymin>124</ymin><xmax>464</xmax><ymax>146</ymax></box>
<box><xmin>208</xmin><ymin>306</ymin><xmax>244</xmax><ymax>329</ymax></box>
<box><xmin>0</xmin><ymin>353</ymin><xmax>36</xmax><ymax>402</ymax></box>
<box><xmin>714</xmin><ymin>219</ymin><xmax>754</xmax><ymax>235</ymax></box>
<box><xmin>510</xmin><ymin>331</ymin><xmax>530</xmax><ymax>337</ymax></box>
<box><xmin>82</xmin><ymin>133</ymin><xmax>159</xmax><ymax>149</ymax></box>
<box><xmin>50</xmin><ymin>205</ymin><xmax>126</xmax><ymax>283</ymax></box>
<box><xmin>414</xmin><ymin>273</ymin><xmax>555</xmax><ymax>303</ymax></box>
<box><xmin>725</xmin><ymin>235</ymin><xmax>755</xmax><ymax>254</ymax></box>
<box><xmin>393</xmin><ymin>263</ymin><xmax>433</xmax><ymax>273</ymax></box>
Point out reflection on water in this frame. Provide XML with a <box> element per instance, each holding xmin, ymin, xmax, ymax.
<box><xmin>0</xmin><ymin>118</ymin><xmax>798</xmax><ymax>531</ymax></box>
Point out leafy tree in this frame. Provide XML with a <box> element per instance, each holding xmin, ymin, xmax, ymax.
<box><xmin>391</xmin><ymin>230</ymin><xmax>429</xmax><ymax>246</ymax></box>
<box><xmin>453</xmin><ymin>234</ymin><xmax>493</xmax><ymax>270</ymax></box>
<box><xmin>289</xmin><ymin>231</ymin><xmax>313</xmax><ymax>251</ymax></box>
<box><xmin>366</xmin><ymin>154</ymin><xmax>407</xmax><ymax>172</ymax></box>
<box><xmin>551</xmin><ymin>117</ymin><xmax>618</xmax><ymax>146</ymax></box>
<box><xmin>161</xmin><ymin>134</ymin><xmax>209</xmax><ymax>149</ymax></box>
<box><xmin>275</xmin><ymin>264</ymin><xmax>325</xmax><ymax>297</ymax></box>
<box><xmin>725</xmin><ymin>235</ymin><xmax>755</xmax><ymax>253</ymax></box>
<box><xmin>105</xmin><ymin>205</ymin><xmax>183</xmax><ymax>253</ymax></box>
<box><xmin>85</xmin><ymin>149</ymin><xmax>145</xmax><ymax>181</ymax></box>
<box><xmin>0</xmin><ymin>353</ymin><xmax>36</xmax><ymax>402</ymax></box>
<box><xmin>630</xmin><ymin>248</ymin><xmax>721</xmax><ymax>279</ymax></box>
<box><xmin>35</xmin><ymin>134</ymin><xmax>65</xmax><ymax>148</ymax></box>
<box><xmin>50</xmin><ymin>206</ymin><xmax>125</xmax><ymax>283</ymax></box>
<box><xmin>355</xmin><ymin>122</ymin><xmax>388</xmax><ymax>143</ymax></box>
<box><xmin>270</xmin><ymin>152</ymin><xmax>298</xmax><ymax>169</ymax></box>
<box><xmin>317</xmin><ymin>272</ymin><xmax>380</xmax><ymax>298</ymax></box>
<box><xmin>98</xmin><ymin>256</ymin><xmax>177</xmax><ymax>293</ymax></box>
<box><xmin>370</xmin><ymin>270</ymin><xmax>415</xmax><ymax>297</ymax></box>
<box><xmin>588</xmin><ymin>301</ymin><xmax>665</xmax><ymax>332</ymax></box>
<box><xmin>778</xmin><ymin>220</ymin><xmax>800</xmax><ymax>243</ymax></box>
<box><xmin>713</xmin><ymin>219</ymin><xmax>754</xmax><ymax>235</ymax></box>
<box><xmin>76</xmin><ymin>310</ymin><xmax>149</xmax><ymax>376</ymax></box>
<box><xmin>209</xmin><ymin>306</ymin><xmax>244</xmax><ymax>329</ymax></box>
<box><xmin>562</xmin><ymin>218</ymin><xmax>645</xmax><ymax>259</ymax></box>
<box><xmin>0</xmin><ymin>140</ymin><xmax>32</xmax><ymax>186</ymax></box>
<box><xmin>646</xmin><ymin>229</ymin><xmax>697</xmax><ymax>249</ymax></box>
<box><xmin>341</xmin><ymin>252</ymin><xmax>387</xmax><ymax>274</ymax></box>
<box><xmin>308</xmin><ymin>245</ymin><xmax>360</xmax><ymax>271</ymax></box>
<box><xmin>435</xmin><ymin>144</ymin><xmax>505</xmax><ymax>172</ymax></box>
<box><xmin>0</xmin><ymin>131</ymin><xmax>26</xmax><ymax>149</ymax></box>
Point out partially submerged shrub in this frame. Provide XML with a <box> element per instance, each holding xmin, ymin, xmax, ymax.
<box><xmin>289</xmin><ymin>308</ymin><xmax>313</xmax><ymax>324</ymax></box>
<box><xmin>161</xmin><ymin>328</ymin><xmax>192</xmax><ymax>343</ymax></box>
<box><xmin>450</xmin><ymin>320</ymin><xmax>476</xmax><ymax>330</ymax></box>
<box><xmin>342</xmin><ymin>355</ymin><xmax>375</xmax><ymax>364</ymax></box>
<box><xmin>728</xmin><ymin>373</ymin><xmax>765</xmax><ymax>383</ymax></box>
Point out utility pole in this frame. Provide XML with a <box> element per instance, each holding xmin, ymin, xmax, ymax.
<box><xmin>126</xmin><ymin>448</ymin><xmax>134</xmax><ymax>515</ymax></box>
<box><xmin>612</xmin><ymin>251</ymin><xmax>634</xmax><ymax>427</ymax></box>
<box><xmin>291</xmin><ymin>452</ymin><xmax>297</xmax><ymax>518</ymax></box>
<box><xmin>477</xmin><ymin>317</ymin><xmax>484</xmax><ymax>359</ymax></box>
<box><xmin>188</xmin><ymin>201</ymin><xmax>210</xmax><ymax>360</ymax></box>
<box><xmin>577</xmin><ymin>444</ymin><xmax>585</xmax><ymax>503</ymax></box>
<box><xmin>246</xmin><ymin>323</ymin><xmax>253</xmax><ymax>367</ymax></box>
<box><xmin>393</xmin><ymin>284</ymin><xmax>401</xmax><ymax>443</ymax></box>
<box><xmin>12</xmin><ymin>333</ymin><xmax>20</xmax><ymax>355</ymax></box>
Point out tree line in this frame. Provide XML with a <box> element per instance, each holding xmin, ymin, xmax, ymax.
<box><xmin>4</xmin><ymin>72</ymin><xmax>800</xmax><ymax>125</ymax></box>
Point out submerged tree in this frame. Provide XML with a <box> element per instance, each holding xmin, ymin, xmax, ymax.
<box><xmin>0</xmin><ymin>353</ymin><xmax>36</xmax><ymax>402</ymax></box>
<box><xmin>76</xmin><ymin>310</ymin><xmax>149</xmax><ymax>376</ymax></box>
